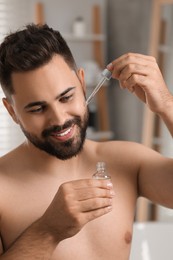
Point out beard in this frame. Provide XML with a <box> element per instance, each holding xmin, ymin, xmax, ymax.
<box><xmin>20</xmin><ymin>109</ymin><xmax>89</xmax><ymax>160</ymax></box>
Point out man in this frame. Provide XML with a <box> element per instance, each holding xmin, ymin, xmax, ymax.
<box><xmin>0</xmin><ymin>23</ymin><xmax>173</xmax><ymax>259</ymax></box>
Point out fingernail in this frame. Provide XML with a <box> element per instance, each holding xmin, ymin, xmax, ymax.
<box><xmin>107</xmin><ymin>62</ymin><xmax>113</xmax><ymax>69</ymax></box>
<box><xmin>107</xmin><ymin>182</ymin><xmax>113</xmax><ymax>188</ymax></box>
<box><xmin>107</xmin><ymin>206</ymin><xmax>112</xmax><ymax>211</ymax></box>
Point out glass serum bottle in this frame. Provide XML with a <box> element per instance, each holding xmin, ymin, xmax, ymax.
<box><xmin>92</xmin><ymin>162</ymin><xmax>111</xmax><ymax>180</ymax></box>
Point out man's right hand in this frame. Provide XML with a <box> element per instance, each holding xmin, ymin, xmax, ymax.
<box><xmin>107</xmin><ymin>53</ymin><xmax>173</xmax><ymax>115</ymax></box>
<box><xmin>41</xmin><ymin>179</ymin><xmax>115</xmax><ymax>242</ymax></box>
<box><xmin>107</xmin><ymin>53</ymin><xmax>173</xmax><ymax>137</ymax></box>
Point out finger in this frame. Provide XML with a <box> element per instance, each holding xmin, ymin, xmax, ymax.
<box><xmin>123</xmin><ymin>75</ymin><xmax>147</xmax><ymax>103</ymax></box>
<box><xmin>125</xmin><ymin>83</ymin><xmax>146</xmax><ymax>103</ymax></box>
<box><xmin>117</xmin><ymin>53</ymin><xmax>156</xmax><ymax>63</ymax></box>
<box><xmin>119</xmin><ymin>80</ymin><xmax>124</xmax><ymax>89</ymax></box>
<box><xmin>107</xmin><ymin>53</ymin><xmax>155</xmax><ymax>71</ymax></box>
<box><xmin>70</xmin><ymin>179</ymin><xmax>113</xmax><ymax>190</ymax></box>
<box><xmin>119</xmin><ymin>63</ymin><xmax>148</xmax><ymax>83</ymax></box>
<box><xmin>133</xmin><ymin>85</ymin><xmax>146</xmax><ymax>103</ymax></box>
<box><xmin>80</xmin><ymin>197</ymin><xmax>113</xmax><ymax>212</ymax></box>
<box><xmin>85</xmin><ymin>205</ymin><xmax>112</xmax><ymax>222</ymax></box>
<box><xmin>110</xmin><ymin>53</ymin><xmax>156</xmax><ymax>79</ymax></box>
<box><xmin>76</xmin><ymin>187</ymin><xmax>115</xmax><ymax>201</ymax></box>
<box><xmin>125</xmin><ymin>73</ymin><xmax>148</xmax><ymax>89</ymax></box>
<box><xmin>113</xmin><ymin>53</ymin><xmax>156</xmax><ymax>68</ymax></box>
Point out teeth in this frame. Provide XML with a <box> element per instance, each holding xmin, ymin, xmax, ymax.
<box><xmin>55</xmin><ymin>128</ymin><xmax>71</xmax><ymax>137</ymax></box>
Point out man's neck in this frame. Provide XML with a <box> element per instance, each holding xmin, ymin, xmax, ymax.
<box><xmin>21</xmin><ymin>140</ymin><xmax>85</xmax><ymax>179</ymax></box>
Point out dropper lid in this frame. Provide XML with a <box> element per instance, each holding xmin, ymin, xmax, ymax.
<box><xmin>101</xmin><ymin>68</ymin><xmax>112</xmax><ymax>80</ymax></box>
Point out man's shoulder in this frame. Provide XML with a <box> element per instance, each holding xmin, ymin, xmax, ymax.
<box><xmin>92</xmin><ymin>139</ymin><xmax>145</xmax><ymax>153</ymax></box>
<box><xmin>0</xmin><ymin>144</ymin><xmax>24</xmax><ymax>176</ymax></box>
<box><xmin>85</xmin><ymin>139</ymin><xmax>157</xmax><ymax>163</ymax></box>
<box><xmin>85</xmin><ymin>139</ymin><xmax>141</xmax><ymax>157</ymax></box>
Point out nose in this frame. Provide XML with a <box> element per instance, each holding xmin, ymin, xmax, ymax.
<box><xmin>47</xmin><ymin>104</ymin><xmax>68</xmax><ymax>126</ymax></box>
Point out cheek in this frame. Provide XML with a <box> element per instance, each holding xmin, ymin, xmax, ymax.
<box><xmin>12</xmin><ymin>106</ymin><xmax>37</xmax><ymax>131</ymax></box>
<box><xmin>18</xmin><ymin>115</ymin><xmax>45</xmax><ymax>134</ymax></box>
<box><xmin>74</xmin><ymin>93</ymin><xmax>86</xmax><ymax>112</ymax></box>
<box><xmin>73</xmin><ymin>100</ymin><xmax>86</xmax><ymax>116</ymax></box>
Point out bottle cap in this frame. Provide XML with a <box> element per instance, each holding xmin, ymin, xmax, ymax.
<box><xmin>101</xmin><ymin>68</ymin><xmax>112</xmax><ymax>80</ymax></box>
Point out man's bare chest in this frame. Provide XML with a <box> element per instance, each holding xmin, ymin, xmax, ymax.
<box><xmin>0</xmin><ymin>167</ymin><xmax>137</xmax><ymax>259</ymax></box>
<box><xmin>51</xmin><ymin>207</ymin><xmax>134</xmax><ymax>260</ymax></box>
<box><xmin>1</xmin><ymin>189</ymin><xmax>135</xmax><ymax>260</ymax></box>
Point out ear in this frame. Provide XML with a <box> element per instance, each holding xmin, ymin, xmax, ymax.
<box><xmin>77</xmin><ymin>68</ymin><xmax>86</xmax><ymax>95</ymax></box>
<box><xmin>2</xmin><ymin>98</ymin><xmax>19</xmax><ymax>124</ymax></box>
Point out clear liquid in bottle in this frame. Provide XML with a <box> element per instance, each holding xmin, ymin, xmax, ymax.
<box><xmin>92</xmin><ymin>162</ymin><xmax>111</xmax><ymax>180</ymax></box>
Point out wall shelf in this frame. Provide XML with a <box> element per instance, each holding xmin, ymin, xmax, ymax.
<box><xmin>63</xmin><ymin>33</ymin><xmax>106</xmax><ymax>42</ymax></box>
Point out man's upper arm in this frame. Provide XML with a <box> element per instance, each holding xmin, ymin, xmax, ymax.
<box><xmin>138</xmin><ymin>144</ymin><xmax>173</xmax><ymax>208</ymax></box>
<box><xmin>0</xmin><ymin>236</ymin><xmax>4</xmax><ymax>255</ymax></box>
<box><xmin>0</xmin><ymin>212</ymin><xmax>4</xmax><ymax>255</ymax></box>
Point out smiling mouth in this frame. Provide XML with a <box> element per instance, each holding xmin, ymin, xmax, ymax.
<box><xmin>53</xmin><ymin>127</ymin><xmax>72</xmax><ymax>137</ymax></box>
<box><xmin>50</xmin><ymin>126</ymin><xmax>74</xmax><ymax>141</ymax></box>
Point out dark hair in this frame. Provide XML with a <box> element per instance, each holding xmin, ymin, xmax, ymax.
<box><xmin>0</xmin><ymin>23</ymin><xmax>77</xmax><ymax>97</ymax></box>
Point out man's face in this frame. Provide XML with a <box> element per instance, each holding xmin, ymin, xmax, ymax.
<box><xmin>6</xmin><ymin>55</ymin><xmax>89</xmax><ymax>160</ymax></box>
<box><xmin>21</xmin><ymin>109</ymin><xmax>89</xmax><ymax>160</ymax></box>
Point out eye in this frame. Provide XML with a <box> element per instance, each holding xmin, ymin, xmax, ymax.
<box><xmin>28</xmin><ymin>105</ymin><xmax>46</xmax><ymax>113</ymax></box>
<box><xmin>59</xmin><ymin>94</ymin><xmax>73</xmax><ymax>103</ymax></box>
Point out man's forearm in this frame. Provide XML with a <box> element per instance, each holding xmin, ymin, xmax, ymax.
<box><xmin>159</xmin><ymin>106</ymin><xmax>173</xmax><ymax>138</ymax></box>
<box><xmin>0</xmin><ymin>218</ymin><xmax>58</xmax><ymax>259</ymax></box>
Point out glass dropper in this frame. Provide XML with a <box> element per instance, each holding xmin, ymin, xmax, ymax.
<box><xmin>86</xmin><ymin>68</ymin><xmax>112</xmax><ymax>105</ymax></box>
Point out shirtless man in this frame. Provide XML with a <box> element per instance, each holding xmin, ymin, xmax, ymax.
<box><xmin>0</xmin><ymin>23</ymin><xmax>173</xmax><ymax>260</ymax></box>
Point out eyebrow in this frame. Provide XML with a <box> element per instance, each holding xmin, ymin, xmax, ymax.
<box><xmin>24</xmin><ymin>87</ymin><xmax>76</xmax><ymax>110</ymax></box>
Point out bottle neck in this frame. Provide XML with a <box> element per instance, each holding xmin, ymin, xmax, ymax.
<box><xmin>96</xmin><ymin>162</ymin><xmax>106</xmax><ymax>172</ymax></box>
<box><xmin>92</xmin><ymin>161</ymin><xmax>110</xmax><ymax>180</ymax></box>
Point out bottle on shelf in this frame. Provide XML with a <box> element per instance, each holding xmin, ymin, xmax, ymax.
<box><xmin>72</xmin><ymin>16</ymin><xmax>86</xmax><ymax>37</ymax></box>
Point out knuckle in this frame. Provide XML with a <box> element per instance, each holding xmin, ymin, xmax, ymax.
<box><xmin>59</xmin><ymin>182</ymin><xmax>69</xmax><ymax>193</ymax></box>
<box><xmin>126</xmin><ymin>52</ymin><xmax>133</xmax><ymax>57</ymax></box>
<box><xmin>131</xmin><ymin>74</ymin><xmax>138</xmax><ymax>81</ymax></box>
<box><xmin>131</xmin><ymin>73</ymin><xmax>137</xmax><ymax>80</ymax></box>
<box><xmin>125</xmin><ymin>52</ymin><xmax>133</xmax><ymax>61</ymax></box>
<box><xmin>127</xmin><ymin>63</ymin><xmax>135</xmax><ymax>72</ymax></box>
<box><xmin>149</xmin><ymin>55</ymin><xmax>156</xmax><ymax>62</ymax></box>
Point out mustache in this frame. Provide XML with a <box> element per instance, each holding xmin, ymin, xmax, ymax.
<box><xmin>42</xmin><ymin>116</ymin><xmax>81</xmax><ymax>138</ymax></box>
